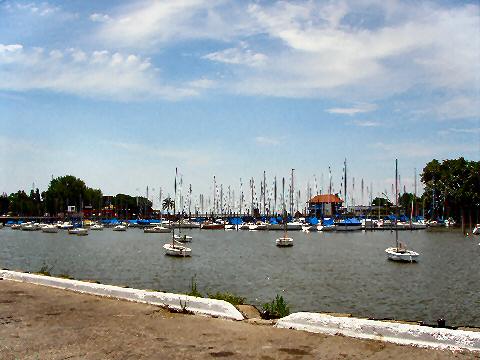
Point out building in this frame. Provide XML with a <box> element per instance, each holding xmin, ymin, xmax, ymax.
<box><xmin>307</xmin><ymin>194</ymin><xmax>343</xmax><ymax>217</ymax></box>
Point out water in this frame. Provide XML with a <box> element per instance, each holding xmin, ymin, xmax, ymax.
<box><xmin>1</xmin><ymin>227</ymin><xmax>479</xmax><ymax>327</ymax></box>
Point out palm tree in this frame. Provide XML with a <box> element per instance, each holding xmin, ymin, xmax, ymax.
<box><xmin>162</xmin><ymin>197</ymin><xmax>174</xmax><ymax>214</ymax></box>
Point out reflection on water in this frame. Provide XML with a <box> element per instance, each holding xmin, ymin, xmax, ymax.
<box><xmin>0</xmin><ymin>227</ymin><xmax>478</xmax><ymax>327</ymax></box>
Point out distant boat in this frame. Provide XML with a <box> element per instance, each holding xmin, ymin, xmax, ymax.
<box><xmin>68</xmin><ymin>228</ymin><xmax>88</xmax><ymax>236</ymax></box>
<box><xmin>164</xmin><ymin>168</ymin><xmax>191</xmax><ymax>257</ymax></box>
<box><xmin>174</xmin><ymin>234</ymin><xmax>192</xmax><ymax>242</ymax></box>
<box><xmin>112</xmin><ymin>224</ymin><xmax>127</xmax><ymax>231</ymax></box>
<box><xmin>41</xmin><ymin>224</ymin><xmax>59</xmax><ymax>233</ymax></box>
<box><xmin>386</xmin><ymin>160</ymin><xmax>419</xmax><ymax>263</ymax></box>
<box><xmin>334</xmin><ymin>218</ymin><xmax>362</xmax><ymax>231</ymax></box>
<box><xmin>276</xmin><ymin>177</ymin><xmax>293</xmax><ymax>247</ymax></box>
<box><xmin>200</xmin><ymin>222</ymin><xmax>225</xmax><ymax>230</ymax></box>
<box><xmin>90</xmin><ymin>224</ymin><xmax>104</xmax><ymax>231</ymax></box>
<box><xmin>144</xmin><ymin>225</ymin><xmax>171</xmax><ymax>233</ymax></box>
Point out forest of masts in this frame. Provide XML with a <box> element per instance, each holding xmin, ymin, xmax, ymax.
<box><xmin>148</xmin><ymin>163</ymin><xmax>418</xmax><ymax>217</ymax></box>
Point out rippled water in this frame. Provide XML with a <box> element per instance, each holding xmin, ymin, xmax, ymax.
<box><xmin>1</xmin><ymin>227</ymin><xmax>478</xmax><ymax>327</ymax></box>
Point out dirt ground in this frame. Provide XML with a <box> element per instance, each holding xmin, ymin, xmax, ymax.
<box><xmin>0</xmin><ymin>280</ymin><xmax>477</xmax><ymax>359</ymax></box>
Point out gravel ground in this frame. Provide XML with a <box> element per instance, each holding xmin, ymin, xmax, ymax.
<box><xmin>0</xmin><ymin>280</ymin><xmax>477</xmax><ymax>359</ymax></box>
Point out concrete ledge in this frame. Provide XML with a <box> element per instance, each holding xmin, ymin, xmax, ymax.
<box><xmin>0</xmin><ymin>270</ymin><xmax>244</xmax><ymax>321</ymax></box>
<box><xmin>276</xmin><ymin>312</ymin><xmax>480</xmax><ymax>352</ymax></box>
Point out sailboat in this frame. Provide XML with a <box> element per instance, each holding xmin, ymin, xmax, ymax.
<box><xmin>276</xmin><ymin>177</ymin><xmax>293</xmax><ymax>247</ymax></box>
<box><xmin>385</xmin><ymin>159</ymin><xmax>419</xmax><ymax>262</ymax></box>
<box><xmin>163</xmin><ymin>168</ymin><xmax>192</xmax><ymax>257</ymax></box>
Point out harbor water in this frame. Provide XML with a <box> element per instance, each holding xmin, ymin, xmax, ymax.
<box><xmin>0</xmin><ymin>227</ymin><xmax>478</xmax><ymax>327</ymax></box>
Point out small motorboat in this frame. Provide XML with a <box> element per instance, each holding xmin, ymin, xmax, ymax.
<box><xmin>276</xmin><ymin>237</ymin><xmax>294</xmax><ymax>247</ymax></box>
<box><xmin>90</xmin><ymin>224</ymin><xmax>104</xmax><ymax>230</ymax></box>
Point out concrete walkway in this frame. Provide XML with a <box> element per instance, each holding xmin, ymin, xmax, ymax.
<box><xmin>0</xmin><ymin>280</ymin><xmax>475</xmax><ymax>359</ymax></box>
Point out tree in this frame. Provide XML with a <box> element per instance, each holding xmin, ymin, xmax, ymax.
<box><xmin>0</xmin><ymin>192</ymin><xmax>10</xmax><ymax>215</ymax></box>
<box><xmin>398</xmin><ymin>193</ymin><xmax>422</xmax><ymax>216</ymax></box>
<box><xmin>43</xmin><ymin>175</ymin><xmax>102</xmax><ymax>215</ymax></box>
<box><xmin>162</xmin><ymin>197</ymin><xmax>175</xmax><ymax>214</ymax></box>
<box><xmin>371</xmin><ymin>197</ymin><xmax>393</xmax><ymax>207</ymax></box>
<box><xmin>421</xmin><ymin>158</ymin><xmax>480</xmax><ymax>227</ymax></box>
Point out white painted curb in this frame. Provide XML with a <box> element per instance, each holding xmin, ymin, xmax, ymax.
<box><xmin>0</xmin><ymin>270</ymin><xmax>244</xmax><ymax>321</ymax></box>
<box><xmin>276</xmin><ymin>312</ymin><xmax>480</xmax><ymax>352</ymax></box>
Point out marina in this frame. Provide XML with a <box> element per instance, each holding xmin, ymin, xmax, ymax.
<box><xmin>1</xmin><ymin>225</ymin><xmax>478</xmax><ymax>328</ymax></box>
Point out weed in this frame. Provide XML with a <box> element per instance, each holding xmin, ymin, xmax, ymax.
<box><xmin>37</xmin><ymin>262</ymin><xmax>54</xmax><ymax>276</ymax></box>
<box><xmin>262</xmin><ymin>294</ymin><xmax>290</xmax><ymax>319</ymax></box>
<box><xmin>187</xmin><ymin>275</ymin><xmax>202</xmax><ymax>298</ymax></box>
<box><xmin>207</xmin><ymin>292</ymin><xmax>246</xmax><ymax>306</ymax></box>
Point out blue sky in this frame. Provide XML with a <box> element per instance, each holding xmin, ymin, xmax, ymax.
<box><xmin>1</xmin><ymin>0</ymin><xmax>479</xmax><ymax>210</ymax></box>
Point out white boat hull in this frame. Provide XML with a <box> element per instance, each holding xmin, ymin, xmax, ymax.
<box><xmin>144</xmin><ymin>226</ymin><xmax>171</xmax><ymax>233</ymax></box>
<box><xmin>276</xmin><ymin>237</ymin><xmax>294</xmax><ymax>247</ymax></box>
<box><xmin>163</xmin><ymin>243</ymin><xmax>191</xmax><ymax>257</ymax></box>
<box><xmin>385</xmin><ymin>247</ymin><xmax>419</xmax><ymax>262</ymax></box>
<box><xmin>41</xmin><ymin>226</ymin><xmax>58</xmax><ymax>233</ymax></box>
<box><xmin>335</xmin><ymin>224</ymin><xmax>362</xmax><ymax>231</ymax></box>
<box><xmin>113</xmin><ymin>226</ymin><xmax>127</xmax><ymax>231</ymax></box>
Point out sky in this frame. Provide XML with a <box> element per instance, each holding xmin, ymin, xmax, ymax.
<box><xmin>0</xmin><ymin>0</ymin><xmax>479</xmax><ymax>210</ymax></box>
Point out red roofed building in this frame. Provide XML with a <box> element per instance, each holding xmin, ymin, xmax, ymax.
<box><xmin>308</xmin><ymin>194</ymin><xmax>343</xmax><ymax>217</ymax></box>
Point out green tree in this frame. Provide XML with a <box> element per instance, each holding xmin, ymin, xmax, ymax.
<box><xmin>43</xmin><ymin>175</ymin><xmax>102</xmax><ymax>215</ymax></box>
<box><xmin>421</xmin><ymin>158</ymin><xmax>480</xmax><ymax>226</ymax></box>
<box><xmin>162</xmin><ymin>197</ymin><xmax>175</xmax><ymax>214</ymax></box>
<box><xmin>0</xmin><ymin>193</ymin><xmax>9</xmax><ymax>215</ymax></box>
<box><xmin>371</xmin><ymin>197</ymin><xmax>393</xmax><ymax>207</ymax></box>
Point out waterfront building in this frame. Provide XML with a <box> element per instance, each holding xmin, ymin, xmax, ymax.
<box><xmin>308</xmin><ymin>194</ymin><xmax>343</xmax><ymax>217</ymax></box>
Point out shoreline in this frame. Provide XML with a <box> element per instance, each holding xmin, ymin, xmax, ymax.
<box><xmin>1</xmin><ymin>269</ymin><xmax>479</xmax><ymax>356</ymax></box>
<box><xmin>1</xmin><ymin>279</ymin><xmax>478</xmax><ymax>359</ymax></box>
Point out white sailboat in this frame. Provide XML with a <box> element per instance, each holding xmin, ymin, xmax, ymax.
<box><xmin>385</xmin><ymin>159</ymin><xmax>419</xmax><ymax>262</ymax></box>
<box><xmin>276</xmin><ymin>177</ymin><xmax>293</xmax><ymax>247</ymax></box>
<box><xmin>164</xmin><ymin>168</ymin><xmax>192</xmax><ymax>257</ymax></box>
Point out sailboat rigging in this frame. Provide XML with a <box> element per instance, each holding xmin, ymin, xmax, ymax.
<box><xmin>385</xmin><ymin>159</ymin><xmax>419</xmax><ymax>262</ymax></box>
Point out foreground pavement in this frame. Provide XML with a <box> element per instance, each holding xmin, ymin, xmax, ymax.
<box><xmin>0</xmin><ymin>280</ymin><xmax>476</xmax><ymax>359</ymax></box>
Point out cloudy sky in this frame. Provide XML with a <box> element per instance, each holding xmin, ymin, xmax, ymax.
<box><xmin>1</xmin><ymin>0</ymin><xmax>479</xmax><ymax>208</ymax></box>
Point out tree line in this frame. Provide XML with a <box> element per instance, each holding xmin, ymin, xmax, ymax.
<box><xmin>1</xmin><ymin>175</ymin><xmax>152</xmax><ymax>218</ymax></box>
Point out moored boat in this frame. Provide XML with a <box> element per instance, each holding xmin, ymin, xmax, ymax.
<box><xmin>385</xmin><ymin>247</ymin><xmax>419</xmax><ymax>262</ymax></box>
<box><xmin>41</xmin><ymin>224</ymin><xmax>59</xmax><ymax>233</ymax></box>
<box><xmin>144</xmin><ymin>225</ymin><xmax>171</xmax><ymax>233</ymax></box>
<box><xmin>112</xmin><ymin>224</ymin><xmax>127</xmax><ymax>231</ymax></box>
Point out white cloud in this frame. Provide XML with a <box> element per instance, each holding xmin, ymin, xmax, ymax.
<box><xmin>204</xmin><ymin>43</ymin><xmax>267</xmax><ymax>67</ymax></box>
<box><xmin>13</xmin><ymin>2</ymin><xmax>60</xmax><ymax>16</ymax></box>
<box><xmin>255</xmin><ymin>136</ymin><xmax>281</xmax><ymax>146</ymax></box>
<box><xmin>352</xmin><ymin>120</ymin><xmax>381</xmax><ymax>127</ymax></box>
<box><xmin>90</xmin><ymin>13</ymin><xmax>111</xmax><ymax>23</ymax></box>
<box><xmin>326</xmin><ymin>103</ymin><xmax>377</xmax><ymax>115</ymax></box>
<box><xmin>436</xmin><ymin>96</ymin><xmax>480</xmax><ymax>120</ymax></box>
<box><xmin>0</xmin><ymin>44</ymin><xmax>197</xmax><ymax>100</ymax></box>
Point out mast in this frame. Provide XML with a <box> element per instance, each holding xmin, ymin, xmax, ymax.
<box><xmin>414</xmin><ymin>168</ymin><xmax>417</xmax><ymax>218</ymax></box>
<box><xmin>395</xmin><ymin>159</ymin><xmax>399</xmax><ymax>250</ymax></box>
<box><xmin>263</xmin><ymin>170</ymin><xmax>266</xmax><ymax>217</ymax></box>
<box><xmin>344</xmin><ymin>158</ymin><xmax>347</xmax><ymax>229</ymax></box>
<box><xmin>282</xmin><ymin>177</ymin><xmax>287</xmax><ymax>237</ymax></box>
<box><xmin>274</xmin><ymin>176</ymin><xmax>277</xmax><ymax>216</ymax></box>
<box><xmin>173</xmin><ymin>168</ymin><xmax>177</xmax><ymax>246</ymax></box>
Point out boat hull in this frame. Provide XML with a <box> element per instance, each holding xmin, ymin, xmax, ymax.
<box><xmin>385</xmin><ymin>247</ymin><xmax>419</xmax><ymax>262</ymax></box>
<box><xmin>163</xmin><ymin>243</ymin><xmax>191</xmax><ymax>257</ymax></box>
<box><xmin>276</xmin><ymin>237</ymin><xmax>294</xmax><ymax>247</ymax></box>
<box><xmin>200</xmin><ymin>223</ymin><xmax>225</xmax><ymax>230</ymax></box>
<box><xmin>144</xmin><ymin>226</ymin><xmax>171</xmax><ymax>233</ymax></box>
